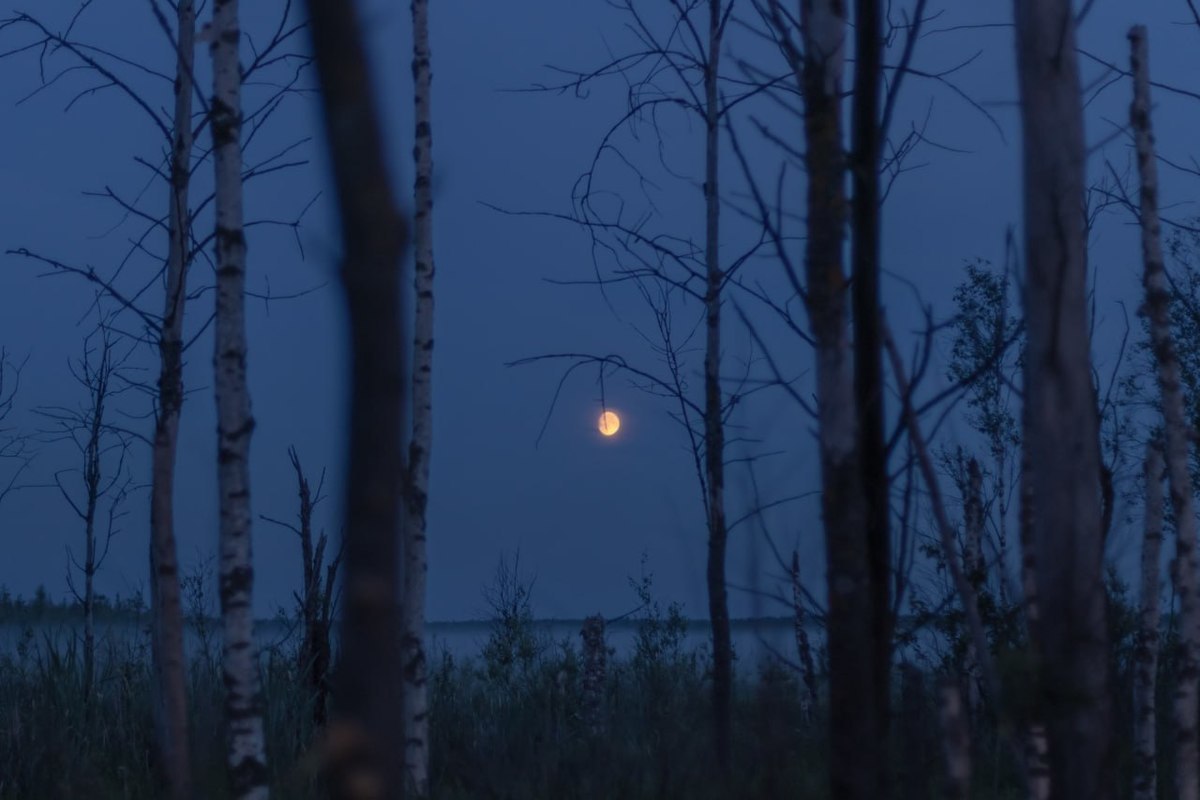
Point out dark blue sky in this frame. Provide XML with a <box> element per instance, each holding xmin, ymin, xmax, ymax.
<box><xmin>0</xmin><ymin>1</ymin><xmax>1194</xmax><ymax>621</ymax></box>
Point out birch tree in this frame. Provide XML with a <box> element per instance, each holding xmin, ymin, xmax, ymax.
<box><xmin>151</xmin><ymin>3</ymin><xmax>197</xmax><ymax>796</ymax></box>
<box><xmin>209</xmin><ymin>1</ymin><xmax>269</xmax><ymax>795</ymax></box>
<box><xmin>0</xmin><ymin>6</ymin><xmax>311</xmax><ymax>791</ymax></box>
<box><xmin>791</xmin><ymin>3</ymin><xmax>880</xmax><ymax>796</ymax></box>
<box><xmin>304</xmin><ymin>0</ymin><xmax>409</xmax><ymax>796</ymax></box>
<box><xmin>1013</xmin><ymin>2</ymin><xmax>1113</xmax><ymax>796</ymax></box>
<box><xmin>1133</xmin><ymin>440</ymin><xmax>1164</xmax><ymax>800</ymax></box>
<box><xmin>1130</xmin><ymin>24</ymin><xmax>1199</xmax><ymax>800</ymax></box>
<box><xmin>402</xmin><ymin>0</ymin><xmax>435</xmax><ymax>790</ymax></box>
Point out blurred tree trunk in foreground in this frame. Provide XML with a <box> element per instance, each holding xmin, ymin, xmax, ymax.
<box><xmin>305</xmin><ymin>0</ymin><xmax>408</xmax><ymax>797</ymax></box>
<box><xmin>1013</xmin><ymin>2</ymin><xmax>1113</xmax><ymax>797</ymax></box>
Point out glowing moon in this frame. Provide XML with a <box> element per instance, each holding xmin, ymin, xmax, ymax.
<box><xmin>598</xmin><ymin>410</ymin><xmax>621</xmax><ymax>437</ymax></box>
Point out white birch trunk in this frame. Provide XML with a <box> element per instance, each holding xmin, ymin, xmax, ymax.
<box><xmin>1134</xmin><ymin>440</ymin><xmax>1164</xmax><ymax>800</ymax></box>
<box><xmin>150</xmin><ymin>2</ymin><xmax>196</xmax><ymax>796</ymax></box>
<box><xmin>1130</xmin><ymin>24</ymin><xmax>1199</xmax><ymax>800</ymax></box>
<box><xmin>1015</xmin><ymin>2</ymin><xmax>1113</xmax><ymax>795</ymax></box>
<box><xmin>403</xmin><ymin>0</ymin><xmax>434</xmax><ymax>792</ymax></box>
<box><xmin>210</xmin><ymin>2</ymin><xmax>268</xmax><ymax>796</ymax></box>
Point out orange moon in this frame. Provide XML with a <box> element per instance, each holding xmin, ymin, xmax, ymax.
<box><xmin>598</xmin><ymin>410</ymin><xmax>621</xmax><ymax>437</ymax></box>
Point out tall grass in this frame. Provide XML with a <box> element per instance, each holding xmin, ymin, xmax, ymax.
<box><xmin>0</xmin><ymin>567</ymin><xmax>1165</xmax><ymax>799</ymax></box>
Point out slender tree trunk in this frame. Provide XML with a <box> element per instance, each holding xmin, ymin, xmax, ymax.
<box><xmin>1130</xmin><ymin>24</ymin><xmax>1199</xmax><ymax>800</ymax></box>
<box><xmin>850</xmin><ymin>3</ymin><xmax>891</xmax><ymax>782</ymax></box>
<box><xmin>1134</xmin><ymin>440</ymin><xmax>1164</xmax><ymax>800</ymax></box>
<box><xmin>83</xmin><ymin>517</ymin><xmax>95</xmax><ymax>700</ymax></box>
<box><xmin>402</xmin><ymin>0</ymin><xmax>434</xmax><ymax>791</ymax></box>
<box><xmin>81</xmin><ymin>359</ymin><xmax>104</xmax><ymax>703</ymax></box>
<box><xmin>963</xmin><ymin>457</ymin><xmax>983</xmax><ymax>711</ymax></box>
<box><xmin>1018</xmin><ymin>446</ymin><xmax>1051</xmax><ymax>800</ymax></box>
<box><xmin>150</xmin><ymin>3</ymin><xmax>196</xmax><ymax>796</ymax></box>
<box><xmin>210</xmin><ymin>2</ymin><xmax>268</xmax><ymax>796</ymax></box>
<box><xmin>701</xmin><ymin>0</ymin><xmax>732</xmax><ymax>772</ymax></box>
<box><xmin>797</xmin><ymin>3</ymin><xmax>879</xmax><ymax>797</ymax></box>
<box><xmin>304</xmin><ymin>0</ymin><xmax>408</xmax><ymax>796</ymax></box>
<box><xmin>1014</xmin><ymin>3</ymin><xmax>1113</xmax><ymax>797</ymax></box>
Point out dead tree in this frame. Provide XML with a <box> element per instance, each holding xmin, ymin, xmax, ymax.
<box><xmin>304</xmin><ymin>0</ymin><xmax>409</xmax><ymax>796</ymax></box>
<box><xmin>1129</xmin><ymin>24</ymin><xmax>1198</xmax><ymax>800</ymax></box>
<box><xmin>209</xmin><ymin>0</ymin><xmax>269</xmax><ymax>795</ymax></box>
<box><xmin>1014</xmin><ymin>2</ymin><xmax>1114</xmax><ymax>796</ymax></box>
<box><xmin>36</xmin><ymin>326</ymin><xmax>133</xmax><ymax>704</ymax></box>
<box><xmin>261</xmin><ymin>447</ymin><xmax>341</xmax><ymax>729</ymax></box>
<box><xmin>402</xmin><ymin>0</ymin><xmax>435</xmax><ymax>791</ymax></box>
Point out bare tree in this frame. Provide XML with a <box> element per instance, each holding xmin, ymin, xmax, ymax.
<box><xmin>402</xmin><ymin>0</ymin><xmax>435</xmax><ymax>791</ymax></box>
<box><xmin>261</xmin><ymin>447</ymin><xmax>341</xmax><ymax>729</ymax></box>
<box><xmin>0</xmin><ymin>350</ymin><xmax>32</xmax><ymax>516</ymax></box>
<box><xmin>209</xmin><ymin>1</ymin><xmax>269</xmax><ymax>795</ymax></box>
<box><xmin>304</xmin><ymin>0</ymin><xmax>409</xmax><ymax>796</ymax></box>
<box><xmin>790</xmin><ymin>2</ymin><xmax>881</xmax><ymax>796</ymax></box>
<box><xmin>1014</xmin><ymin>2</ymin><xmax>1113</xmax><ymax>796</ymax></box>
<box><xmin>504</xmin><ymin>0</ymin><xmax>745</xmax><ymax>768</ymax></box>
<box><xmin>0</xmin><ymin>5</ymin><xmax>313</xmax><ymax>794</ymax></box>
<box><xmin>849</xmin><ymin>0</ymin><xmax>893</xmax><ymax>760</ymax></box>
<box><xmin>1134</xmin><ymin>439</ymin><xmax>1164</xmax><ymax>800</ymax></box>
<box><xmin>1129</xmin><ymin>23</ymin><xmax>1199</xmax><ymax>800</ymax></box>
<box><xmin>152</xmin><ymin>3</ymin><xmax>198</xmax><ymax>796</ymax></box>
<box><xmin>36</xmin><ymin>326</ymin><xmax>133</xmax><ymax>704</ymax></box>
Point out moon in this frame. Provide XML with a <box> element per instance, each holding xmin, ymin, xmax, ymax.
<box><xmin>598</xmin><ymin>410</ymin><xmax>621</xmax><ymax>437</ymax></box>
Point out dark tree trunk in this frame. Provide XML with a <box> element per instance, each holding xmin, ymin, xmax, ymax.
<box><xmin>304</xmin><ymin>1</ymin><xmax>409</xmax><ymax>797</ymax></box>
<box><xmin>1014</xmin><ymin>2</ymin><xmax>1114</xmax><ymax>797</ymax></box>
<box><xmin>850</xmin><ymin>5</ymin><xmax>892</xmax><ymax>792</ymax></box>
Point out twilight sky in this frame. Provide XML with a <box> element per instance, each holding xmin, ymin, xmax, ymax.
<box><xmin>0</xmin><ymin>0</ymin><xmax>1195</xmax><ymax>621</ymax></box>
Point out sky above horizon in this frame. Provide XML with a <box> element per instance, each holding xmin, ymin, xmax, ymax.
<box><xmin>0</xmin><ymin>1</ymin><xmax>1196</xmax><ymax>622</ymax></box>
